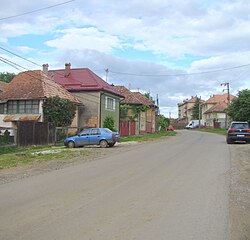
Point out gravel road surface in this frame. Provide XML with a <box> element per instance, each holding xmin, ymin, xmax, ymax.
<box><xmin>0</xmin><ymin>130</ymin><xmax>233</xmax><ymax>239</ymax></box>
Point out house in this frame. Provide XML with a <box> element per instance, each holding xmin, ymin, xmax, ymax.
<box><xmin>48</xmin><ymin>64</ymin><xmax>123</xmax><ymax>130</ymax></box>
<box><xmin>202</xmin><ymin>93</ymin><xmax>235</xmax><ymax>128</ymax></box>
<box><xmin>178</xmin><ymin>96</ymin><xmax>202</xmax><ymax>123</ymax></box>
<box><xmin>112</xmin><ymin>86</ymin><xmax>157</xmax><ymax>136</ymax></box>
<box><xmin>0</xmin><ymin>70</ymin><xmax>80</xmax><ymax>133</ymax></box>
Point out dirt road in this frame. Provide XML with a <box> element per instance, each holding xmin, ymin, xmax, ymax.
<box><xmin>0</xmin><ymin>131</ymin><xmax>235</xmax><ymax>239</ymax></box>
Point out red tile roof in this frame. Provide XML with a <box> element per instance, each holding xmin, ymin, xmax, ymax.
<box><xmin>203</xmin><ymin>101</ymin><xmax>228</xmax><ymax>114</ymax></box>
<box><xmin>49</xmin><ymin>68</ymin><xmax>123</xmax><ymax>97</ymax></box>
<box><xmin>0</xmin><ymin>71</ymin><xmax>80</xmax><ymax>104</ymax></box>
<box><xmin>205</xmin><ymin>93</ymin><xmax>235</xmax><ymax>104</ymax></box>
<box><xmin>112</xmin><ymin>86</ymin><xmax>155</xmax><ymax>106</ymax></box>
<box><xmin>112</xmin><ymin>86</ymin><xmax>142</xmax><ymax>105</ymax></box>
<box><xmin>0</xmin><ymin>81</ymin><xmax>8</xmax><ymax>92</ymax></box>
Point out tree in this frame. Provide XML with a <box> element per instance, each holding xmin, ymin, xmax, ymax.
<box><xmin>144</xmin><ymin>92</ymin><xmax>155</xmax><ymax>104</ymax></box>
<box><xmin>103</xmin><ymin>116</ymin><xmax>116</xmax><ymax>131</ymax></box>
<box><xmin>157</xmin><ymin>114</ymin><xmax>170</xmax><ymax>131</ymax></box>
<box><xmin>43</xmin><ymin>96</ymin><xmax>76</xmax><ymax>127</ymax></box>
<box><xmin>0</xmin><ymin>72</ymin><xmax>15</xmax><ymax>83</ymax></box>
<box><xmin>191</xmin><ymin>97</ymin><xmax>201</xmax><ymax>120</ymax></box>
<box><xmin>228</xmin><ymin>89</ymin><xmax>250</xmax><ymax>123</ymax></box>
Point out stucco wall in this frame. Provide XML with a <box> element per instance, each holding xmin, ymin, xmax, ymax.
<box><xmin>101</xmin><ymin>93</ymin><xmax>120</xmax><ymax>131</ymax></box>
<box><xmin>72</xmin><ymin>92</ymin><xmax>100</xmax><ymax>128</ymax></box>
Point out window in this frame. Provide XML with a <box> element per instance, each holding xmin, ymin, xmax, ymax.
<box><xmin>7</xmin><ymin>100</ymin><xmax>39</xmax><ymax>114</ymax></box>
<box><xmin>91</xmin><ymin>129</ymin><xmax>101</xmax><ymax>135</ymax></box>
<box><xmin>0</xmin><ymin>103</ymin><xmax>5</xmax><ymax>114</ymax></box>
<box><xmin>7</xmin><ymin>101</ymin><xmax>18</xmax><ymax>114</ymax></box>
<box><xmin>105</xmin><ymin>97</ymin><xmax>115</xmax><ymax>111</ymax></box>
<box><xmin>80</xmin><ymin>129</ymin><xmax>90</xmax><ymax>136</ymax></box>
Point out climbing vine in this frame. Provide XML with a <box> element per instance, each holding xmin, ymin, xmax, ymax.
<box><xmin>120</xmin><ymin>104</ymin><xmax>149</xmax><ymax>121</ymax></box>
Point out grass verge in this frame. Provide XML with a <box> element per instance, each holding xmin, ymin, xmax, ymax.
<box><xmin>121</xmin><ymin>130</ymin><xmax>176</xmax><ymax>142</ymax></box>
<box><xmin>194</xmin><ymin>128</ymin><xmax>227</xmax><ymax>135</ymax></box>
<box><xmin>0</xmin><ymin>146</ymin><xmax>89</xmax><ymax>169</ymax></box>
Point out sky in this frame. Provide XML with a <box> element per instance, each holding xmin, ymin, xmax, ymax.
<box><xmin>0</xmin><ymin>0</ymin><xmax>250</xmax><ymax>118</ymax></box>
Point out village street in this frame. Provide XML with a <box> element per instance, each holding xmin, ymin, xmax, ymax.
<box><xmin>0</xmin><ymin>130</ymin><xmax>249</xmax><ymax>240</ymax></box>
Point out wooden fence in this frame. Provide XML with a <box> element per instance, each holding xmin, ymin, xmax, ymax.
<box><xmin>16</xmin><ymin>121</ymin><xmax>55</xmax><ymax>147</ymax></box>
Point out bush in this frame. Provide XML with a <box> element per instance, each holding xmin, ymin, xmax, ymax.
<box><xmin>103</xmin><ymin>116</ymin><xmax>117</xmax><ymax>132</ymax></box>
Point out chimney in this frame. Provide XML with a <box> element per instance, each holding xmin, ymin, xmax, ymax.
<box><xmin>42</xmin><ymin>64</ymin><xmax>49</xmax><ymax>74</ymax></box>
<box><xmin>65</xmin><ymin>63</ymin><xmax>71</xmax><ymax>76</ymax></box>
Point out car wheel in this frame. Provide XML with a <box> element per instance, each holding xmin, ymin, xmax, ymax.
<box><xmin>68</xmin><ymin>141</ymin><xmax>75</xmax><ymax>148</ymax></box>
<box><xmin>100</xmin><ymin>140</ymin><xmax>108</xmax><ymax>148</ymax></box>
<box><xmin>226</xmin><ymin>138</ymin><xmax>232</xmax><ymax>144</ymax></box>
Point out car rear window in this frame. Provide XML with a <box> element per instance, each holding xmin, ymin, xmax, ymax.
<box><xmin>231</xmin><ymin>123</ymin><xmax>249</xmax><ymax>129</ymax></box>
<box><xmin>103</xmin><ymin>128</ymin><xmax>112</xmax><ymax>133</ymax></box>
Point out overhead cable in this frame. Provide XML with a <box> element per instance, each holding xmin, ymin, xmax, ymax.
<box><xmin>0</xmin><ymin>0</ymin><xmax>75</xmax><ymax>21</ymax></box>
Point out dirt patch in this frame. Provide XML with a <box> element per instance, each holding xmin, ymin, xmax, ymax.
<box><xmin>229</xmin><ymin>143</ymin><xmax>250</xmax><ymax>240</ymax></box>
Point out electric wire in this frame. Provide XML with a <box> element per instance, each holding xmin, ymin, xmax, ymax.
<box><xmin>109</xmin><ymin>63</ymin><xmax>250</xmax><ymax>77</ymax></box>
<box><xmin>0</xmin><ymin>0</ymin><xmax>75</xmax><ymax>21</ymax></box>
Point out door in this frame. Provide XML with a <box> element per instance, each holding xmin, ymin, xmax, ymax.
<box><xmin>88</xmin><ymin>128</ymin><xmax>102</xmax><ymax>145</ymax></box>
<box><xmin>76</xmin><ymin>129</ymin><xmax>90</xmax><ymax>146</ymax></box>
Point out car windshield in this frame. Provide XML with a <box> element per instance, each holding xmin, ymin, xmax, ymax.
<box><xmin>231</xmin><ymin>123</ymin><xmax>249</xmax><ymax>129</ymax></box>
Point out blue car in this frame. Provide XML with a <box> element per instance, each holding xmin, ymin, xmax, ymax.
<box><xmin>64</xmin><ymin>128</ymin><xmax>120</xmax><ymax>148</ymax></box>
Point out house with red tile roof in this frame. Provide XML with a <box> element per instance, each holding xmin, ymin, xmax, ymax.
<box><xmin>112</xmin><ymin>86</ymin><xmax>157</xmax><ymax>135</ymax></box>
<box><xmin>0</xmin><ymin>70</ymin><xmax>80</xmax><ymax>132</ymax></box>
<box><xmin>201</xmin><ymin>93</ymin><xmax>236</xmax><ymax>128</ymax></box>
<box><xmin>48</xmin><ymin>63</ymin><xmax>123</xmax><ymax>130</ymax></box>
<box><xmin>178</xmin><ymin>96</ymin><xmax>203</xmax><ymax>123</ymax></box>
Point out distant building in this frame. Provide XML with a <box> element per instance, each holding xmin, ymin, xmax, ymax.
<box><xmin>202</xmin><ymin>93</ymin><xmax>235</xmax><ymax>128</ymax></box>
<box><xmin>177</xmin><ymin>96</ymin><xmax>202</xmax><ymax>123</ymax></box>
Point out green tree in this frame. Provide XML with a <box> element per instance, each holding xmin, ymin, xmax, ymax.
<box><xmin>228</xmin><ymin>89</ymin><xmax>250</xmax><ymax>123</ymax></box>
<box><xmin>191</xmin><ymin>97</ymin><xmax>201</xmax><ymax>120</ymax></box>
<box><xmin>43</xmin><ymin>96</ymin><xmax>76</xmax><ymax>127</ymax></box>
<box><xmin>157</xmin><ymin>114</ymin><xmax>170</xmax><ymax>131</ymax></box>
<box><xmin>144</xmin><ymin>92</ymin><xmax>155</xmax><ymax>104</ymax></box>
<box><xmin>0</xmin><ymin>72</ymin><xmax>15</xmax><ymax>83</ymax></box>
<box><xmin>103</xmin><ymin>116</ymin><xmax>116</xmax><ymax>131</ymax></box>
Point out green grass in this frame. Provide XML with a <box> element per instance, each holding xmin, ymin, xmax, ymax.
<box><xmin>195</xmin><ymin>128</ymin><xmax>227</xmax><ymax>135</ymax></box>
<box><xmin>0</xmin><ymin>146</ymin><xmax>90</xmax><ymax>169</ymax></box>
<box><xmin>121</xmin><ymin>130</ymin><xmax>176</xmax><ymax>142</ymax></box>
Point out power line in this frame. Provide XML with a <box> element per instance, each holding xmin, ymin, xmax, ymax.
<box><xmin>0</xmin><ymin>56</ymin><xmax>75</xmax><ymax>92</ymax></box>
<box><xmin>0</xmin><ymin>46</ymin><xmax>41</xmax><ymax>67</ymax></box>
<box><xmin>109</xmin><ymin>63</ymin><xmax>250</xmax><ymax>77</ymax></box>
<box><xmin>0</xmin><ymin>0</ymin><xmax>75</xmax><ymax>21</ymax></box>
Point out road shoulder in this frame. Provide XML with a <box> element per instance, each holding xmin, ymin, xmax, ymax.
<box><xmin>229</xmin><ymin>143</ymin><xmax>250</xmax><ymax>240</ymax></box>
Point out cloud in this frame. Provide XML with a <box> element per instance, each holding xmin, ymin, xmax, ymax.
<box><xmin>46</xmin><ymin>27</ymin><xmax>122</xmax><ymax>53</ymax></box>
<box><xmin>1</xmin><ymin>0</ymin><xmax>250</xmax><ymax>118</ymax></box>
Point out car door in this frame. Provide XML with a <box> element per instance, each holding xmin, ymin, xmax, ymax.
<box><xmin>75</xmin><ymin>129</ymin><xmax>90</xmax><ymax>146</ymax></box>
<box><xmin>88</xmin><ymin>128</ymin><xmax>102</xmax><ymax>145</ymax></box>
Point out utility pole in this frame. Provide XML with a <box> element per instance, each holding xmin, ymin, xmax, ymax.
<box><xmin>221</xmin><ymin>82</ymin><xmax>230</xmax><ymax>128</ymax></box>
<box><xmin>156</xmin><ymin>94</ymin><xmax>160</xmax><ymax>115</ymax></box>
<box><xmin>105</xmin><ymin>68</ymin><xmax>109</xmax><ymax>82</ymax></box>
<box><xmin>198</xmin><ymin>96</ymin><xmax>201</xmax><ymax>128</ymax></box>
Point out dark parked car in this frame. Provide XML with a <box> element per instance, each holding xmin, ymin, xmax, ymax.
<box><xmin>64</xmin><ymin>128</ymin><xmax>120</xmax><ymax>148</ymax></box>
<box><xmin>226</xmin><ymin>121</ymin><xmax>250</xmax><ymax>144</ymax></box>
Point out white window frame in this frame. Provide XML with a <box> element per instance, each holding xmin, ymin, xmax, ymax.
<box><xmin>105</xmin><ymin>96</ymin><xmax>115</xmax><ymax>111</ymax></box>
